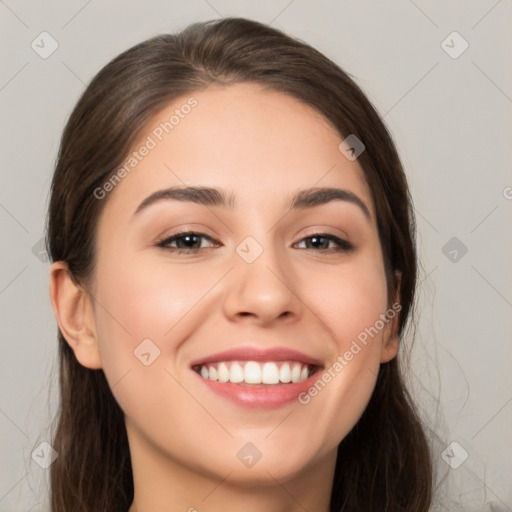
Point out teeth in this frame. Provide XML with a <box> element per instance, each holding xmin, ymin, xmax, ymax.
<box><xmin>208</xmin><ymin>365</ymin><xmax>218</xmax><ymax>381</ymax></box>
<box><xmin>244</xmin><ymin>361</ymin><xmax>261</xmax><ymax>384</ymax></box>
<box><xmin>279</xmin><ymin>363</ymin><xmax>292</xmax><ymax>383</ymax></box>
<box><xmin>291</xmin><ymin>363</ymin><xmax>302</xmax><ymax>383</ymax></box>
<box><xmin>229</xmin><ymin>362</ymin><xmax>244</xmax><ymax>383</ymax></box>
<box><xmin>262</xmin><ymin>362</ymin><xmax>279</xmax><ymax>384</ymax></box>
<box><xmin>198</xmin><ymin>360</ymin><xmax>314</xmax><ymax>385</ymax></box>
<box><xmin>218</xmin><ymin>362</ymin><xmax>229</xmax><ymax>383</ymax></box>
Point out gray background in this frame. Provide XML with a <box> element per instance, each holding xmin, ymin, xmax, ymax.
<box><xmin>1</xmin><ymin>1</ymin><xmax>511</xmax><ymax>510</ymax></box>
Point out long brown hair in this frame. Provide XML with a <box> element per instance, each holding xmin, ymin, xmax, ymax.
<box><xmin>46</xmin><ymin>17</ymin><xmax>432</xmax><ymax>511</ymax></box>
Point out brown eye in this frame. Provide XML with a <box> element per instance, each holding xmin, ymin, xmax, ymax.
<box><xmin>295</xmin><ymin>234</ymin><xmax>354</xmax><ymax>253</ymax></box>
<box><xmin>156</xmin><ymin>231</ymin><xmax>354</xmax><ymax>255</ymax></box>
<box><xmin>157</xmin><ymin>231</ymin><xmax>219</xmax><ymax>253</ymax></box>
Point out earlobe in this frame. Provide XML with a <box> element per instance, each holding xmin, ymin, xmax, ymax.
<box><xmin>380</xmin><ymin>334</ymin><xmax>399</xmax><ymax>363</ymax></box>
<box><xmin>49</xmin><ymin>261</ymin><xmax>103</xmax><ymax>369</ymax></box>
<box><xmin>380</xmin><ymin>270</ymin><xmax>402</xmax><ymax>363</ymax></box>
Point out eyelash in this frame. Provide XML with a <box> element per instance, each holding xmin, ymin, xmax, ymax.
<box><xmin>156</xmin><ymin>231</ymin><xmax>354</xmax><ymax>254</ymax></box>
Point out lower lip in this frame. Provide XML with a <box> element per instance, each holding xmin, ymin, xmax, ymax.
<box><xmin>194</xmin><ymin>370</ymin><xmax>320</xmax><ymax>409</ymax></box>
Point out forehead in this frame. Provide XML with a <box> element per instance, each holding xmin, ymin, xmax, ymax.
<box><xmin>100</xmin><ymin>82</ymin><xmax>375</xmax><ymax>222</ymax></box>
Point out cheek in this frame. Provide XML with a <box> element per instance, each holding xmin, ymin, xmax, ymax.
<box><xmin>94</xmin><ymin>253</ymin><xmax>209</xmax><ymax>338</ymax></box>
<box><xmin>294</xmin><ymin>253</ymin><xmax>389</xmax><ymax>440</ymax></box>
<box><xmin>91</xmin><ymin>250</ymin><xmax>232</xmax><ymax>396</ymax></box>
<box><xmin>307</xmin><ymin>253</ymin><xmax>389</xmax><ymax>345</ymax></box>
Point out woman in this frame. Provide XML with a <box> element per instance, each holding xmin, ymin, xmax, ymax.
<box><xmin>47</xmin><ymin>17</ymin><xmax>432</xmax><ymax>511</ymax></box>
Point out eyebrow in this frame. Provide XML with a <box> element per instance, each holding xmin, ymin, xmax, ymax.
<box><xmin>133</xmin><ymin>185</ymin><xmax>372</xmax><ymax>220</ymax></box>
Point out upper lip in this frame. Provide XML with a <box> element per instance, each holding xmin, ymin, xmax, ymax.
<box><xmin>190</xmin><ymin>346</ymin><xmax>324</xmax><ymax>368</ymax></box>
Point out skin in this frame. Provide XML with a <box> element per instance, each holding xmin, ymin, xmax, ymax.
<box><xmin>50</xmin><ymin>82</ymin><xmax>400</xmax><ymax>512</ymax></box>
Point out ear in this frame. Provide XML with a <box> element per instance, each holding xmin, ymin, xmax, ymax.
<box><xmin>380</xmin><ymin>270</ymin><xmax>402</xmax><ymax>363</ymax></box>
<box><xmin>49</xmin><ymin>261</ymin><xmax>102</xmax><ymax>369</ymax></box>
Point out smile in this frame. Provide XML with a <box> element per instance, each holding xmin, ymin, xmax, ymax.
<box><xmin>193</xmin><ymin>360</ymin><xmax>316</xmax><ymax>385</ymax></box>
<box><xmin>190</xmin><ymin>346</ymin><xmax>324</xmax><ymax>408</ymax></box>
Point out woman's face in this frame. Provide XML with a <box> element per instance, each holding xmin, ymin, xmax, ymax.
<box><xmin>77</xmin><ymin>83</ymin><xmax>399</xmax><ymax>489</ymax></box>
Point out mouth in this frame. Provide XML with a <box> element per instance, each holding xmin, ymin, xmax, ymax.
<box><xmin>190</xmin><ymin>347</ymin><xmax>324</xmax><ymax>408</ymax></box>
<box><xmin>192</xmin><ymin>360</ymin><xmax>319</xmax><ymax>386</ymax></box>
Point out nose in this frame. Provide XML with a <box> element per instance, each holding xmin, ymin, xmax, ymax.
<box><xmin>222</xmin><ymin>237</ymin><xmax>303</xmax><ymax>327</ymax></box>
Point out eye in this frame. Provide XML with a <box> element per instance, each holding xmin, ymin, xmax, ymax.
<box><xmin>156</xmin><ymin>231</ymin><xmax>219</xmax><ymax>254</ymax></box>
<box><xmin>295</xmin><ymin>233</ymin><xmax>354</xmax><ymax>253</ymax></box>
<box><xmin>156</xmin><ymin>231</ymin><xmax>353</xmax><ymax>255</ymax></box>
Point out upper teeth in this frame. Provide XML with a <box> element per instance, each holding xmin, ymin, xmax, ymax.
<box><xmin>197</xmin><ymin>361</ymin><xmax>312</xmax><ymax>385</ymax></box>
